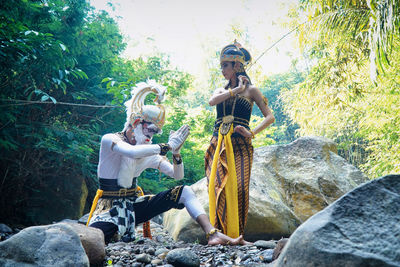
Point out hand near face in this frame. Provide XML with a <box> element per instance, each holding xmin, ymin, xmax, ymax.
<box><xmin>237</xmin><ymin>75</ymin><xmax>249</xmax><ymax>94</ymax></box>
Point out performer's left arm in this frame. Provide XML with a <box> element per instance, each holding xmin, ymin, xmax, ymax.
<box><xmin>151</xmin><ymin>124</ymin><xmax>189</xmax><ymax>180</ymax></box>
<box><xmin>234</xmin><ymin>86</ymin><xmax>275</xmax><ymax>138</ymax></box>
<box><xmin>252</xmin><ymin>87</ymin><xmax>275</xmax><ymax>135</ymax></box>
<box><xmin>157</xmin><ymin>155</ymin><xmax>184</xmax><ymax>180</ymax></box>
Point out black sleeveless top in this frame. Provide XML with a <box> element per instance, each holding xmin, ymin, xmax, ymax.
<box><xmin>213</xmin><ymin>95</ymin><xmax>253</xmax><ymax>136</ymax></box>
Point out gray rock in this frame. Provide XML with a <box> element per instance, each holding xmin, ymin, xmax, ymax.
<box><xmin>155</xmin><ymin>248</ymin><xmax>170</xmax><ymax>257</ymax></box>
<box><xmin>166</xmin><ymin>248</ymin><xmax>200</xmax><ymax>267</ymax></box>
<box><xmin>274</xmin><ymin>174</ymin><xmax>400</xmax><ymax>266</ymax></box>
<box><xmin>60</xmin><ymin>222</ymin><xmax>105</xmax><ymax>265</ymax></box>
<box><xmin>146</xmin><ymin>247</ymin><xmax>156</xmax><ymax>255</ymax></box>
<box><xmin>272</xmin><ymin>238</ymin><xmax>288</xmax><ymax>261</ymax></box>
<box><xmin>136</xmin><ymin>253</ymin><xmax>151</xmax><ymax>264</ymax></box>
<box><xmin>120</xmin><ymin>251</ymin><xmax>130</xmax><ymax>258</ymax></box>
<box><xmin>151</xmin><ymin>258</ymin><xmax>163</xmax><ymax>265</ymax></box>
<box><xmin>259</xmin><ymin>249</ymin><xmax>274</xmax><ymax>263</ymax></box>
<box><xmin>0</xmin><ymin>223</ymin><xmax>89</xmax><ymax>266</ymax></box>
<box><xmin>0</xmin><ymin>223</ymin><xmax>13</xmax><ymax>233</ymax></box>
<box><xmin>254</xmin><ymin>240</ymin><xmax>276</xmax><ymax>249</ymax></box>
<box><xmin>164</xmin><ymin>136</ymin><xmax>367</xmax><ymax>243</ymax></box>
<box><xmin>151</xmin><ymin>214</ymin><xmax>164</xmax><ymax>225</ymax></box>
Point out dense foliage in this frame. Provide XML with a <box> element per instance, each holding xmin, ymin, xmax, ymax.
<box><xmin>0</xmin><ymin>0</ymin><xmax>210</xmax><ymax>225</ymax></box>
<box><xmin>282</xmin><ymin>0</ymin><xmax>400</xmax><ymax>177</ymax></box>
<box><xmin>0</xmin><ymin>0</ymin><xmax>126</xmax><ymax>225</ymax></box>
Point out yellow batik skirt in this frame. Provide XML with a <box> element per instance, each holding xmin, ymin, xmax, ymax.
<box><xmin>205</xmin><ymin>128</ymin><xmax>253</xmax><ymax>238</ymax></box>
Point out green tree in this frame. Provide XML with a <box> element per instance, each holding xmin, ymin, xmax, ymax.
<box><xmin>258</xmin><ymin>71</ymin><xmax>304</xmax><ymax>144</ymax></box>
<box><xmin>299</xmin><ymin>0</ymin><xmax>399</xmax><ymax>80</ymax></box>
<box><xmin>281</xmin><ymin>0</ymin><xmax>400</xmax><ymax>177</ymax></box>
<box><xmin>0</xmin><ymin>0</ymin><xmax>126</xmax><ymax>225</ymax></box>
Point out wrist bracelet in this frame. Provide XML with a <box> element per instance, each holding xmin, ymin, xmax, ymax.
<box><xmin>158</xmin><ymin>143</ymin><xmax>170</xmax><ymax>156</ymax></box>
<box><xmin>228</xmin><ymin>88</ymin><xmax>234</xmax><ymax>97</ymax></box>
<box><xmin>173</xmin><ymin>154</ymin><xmax>182</xmax><ymax>165</ymax></box>
<box><xmin>250</xmin><ymin>130</ymin><xmax>255</xmax><ymax>139</ymax></box>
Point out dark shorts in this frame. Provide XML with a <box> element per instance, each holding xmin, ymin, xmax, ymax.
<box><xmin>91</xmin><ymin>185</ymin><xmax>185</xmax><ymax>242</ymax></box>
<box><xmin>134</xmin><ymin>185</ymin><xmax>185</xmax><ymax>224</ymax></box>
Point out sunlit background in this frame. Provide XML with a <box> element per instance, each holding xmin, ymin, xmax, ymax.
<box><xmin>90</xmin><ymin>0</ymin><xmax>300</xmax><ymax>80</ymax></box>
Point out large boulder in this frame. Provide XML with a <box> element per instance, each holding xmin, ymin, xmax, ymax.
<box><xmin>274</xmin><ymin>174</ymin><xmax>400</xmax><ymax>266</ymax></box>
<box><xmin>61</xmin><ymin>222</ymin><xmax>106</xmax><ymax>265</ymax></box>
<box><xmin>163</xmin><ymin>136</ymin><xmax>367</xmax><ymax>243</ymax></box>
<box><xmin>0</xmin><ymin>223</ymin><xmax>90</xmax><ymax>266</ymax></box>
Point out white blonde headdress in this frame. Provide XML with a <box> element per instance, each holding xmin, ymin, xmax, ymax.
<box><xmin>124</xmin><ymin>80</ymin><xmax>167</xmax><ymax>130</ymax></box>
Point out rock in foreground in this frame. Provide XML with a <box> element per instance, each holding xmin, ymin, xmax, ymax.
<box><xmin>274</xmin><ymin>174</ymin><xmax>400</xmax><ymax>267</ymax></box>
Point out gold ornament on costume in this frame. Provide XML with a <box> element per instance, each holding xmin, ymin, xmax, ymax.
<box><xmin>220</xmin><ymin>40</ymin><xmax>251</xmax><ymax>67</ymax></box>
<box><xmin>124</xmin><ymin>80</ymin><xmax>166</xmax><ymax>129</ymax></box>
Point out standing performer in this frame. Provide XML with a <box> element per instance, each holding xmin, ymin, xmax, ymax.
<box><xmin>87</xmin><ymin>80</ymin><xmax>245</xmax><ymax>245</ymax></box>
<box><xmin>205</xmin><ymin>42</ymin><xmax>275</xmax><ymax>238</ymax></box>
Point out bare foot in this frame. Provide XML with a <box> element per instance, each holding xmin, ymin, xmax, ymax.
<box><xmin>239</xmin><ymin>238</ymin><xmax>253</xmax><ymax>246</ymax></box>
<box><xmin>207</xmin><ymin>232</ymin><xmax>253</xmax><ymax>246</ymax></box>
<box><xmin>208</xmin><ymin>231</ymin><xmax>239</xmax><ymax>245</ymax></box>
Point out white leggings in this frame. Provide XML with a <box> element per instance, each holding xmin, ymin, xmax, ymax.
<box><xmin>178</xmin><ymin>186</ymin><xmax>206</xmax><ymax>220</ymax></box>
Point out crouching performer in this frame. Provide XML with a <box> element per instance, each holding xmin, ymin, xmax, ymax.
<box><xmin>87</xmin><ymin>80</ymin><xmax>245</xmax><ymax>245</ymax></box>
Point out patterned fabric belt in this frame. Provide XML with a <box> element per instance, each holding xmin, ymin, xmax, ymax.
<box><xmin>101</xmin><ymin>188</ymin><xmax>139</xmax><ymax>198</ymax></box>
<box><xmin>99</xmin><ymin>178</ymin><xmax>138</xmax><ymax>198</ymax></box>
<box><xmin>215</xmin><ymin>116</ymin><xmax>249</xmax><ymax>126</ymax></box>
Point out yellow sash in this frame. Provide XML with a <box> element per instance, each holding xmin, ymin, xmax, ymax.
<box><xmin>208</xmin><ymin>125</ymin><xmax>239</xmax><ymax>238</ymax></box>
<box><xmin>86</xmin><ymin>189</ymin><xmax>103</xmax><ymax>226</ymax></box>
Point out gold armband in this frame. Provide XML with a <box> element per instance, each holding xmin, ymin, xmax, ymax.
<box><xmin>250</xmin><ymin>130</ymin><xmax>255</xmax><ymax>139</ymax></box>
<box><xmin>262</xmin><ymin>96</ymin><xmax>269</xmax><ymax>106</ymax></box>
<box><xmin>228</xmin><ymin>88</ymin><xmax>234</xmax><ymax>97</ymax></box>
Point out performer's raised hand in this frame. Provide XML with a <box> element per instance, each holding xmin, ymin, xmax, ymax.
<box><xmin>168</xmin><ymin>124</ymin><xmax>190</xmax><ymax>153</ymax></box>
<box><xmin>236</xmin><ymin>75</ymin><xmax>249</xmax><ymax>94</ymax></box>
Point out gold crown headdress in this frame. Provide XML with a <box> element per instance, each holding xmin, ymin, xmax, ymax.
<box><xmin>220</xmin><ymin>40</ymin><xmax>251</xmax><ymax>66</ymax></box>
<box><xmin>124</xmin><ymin>80</ymin><xmax>166</xmax><ymax>130</ymax></box>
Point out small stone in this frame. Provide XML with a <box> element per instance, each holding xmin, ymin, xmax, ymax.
<box><xmin>120</xmin><ymin>251</ymin><xmax>130</xmax><ymax>258</ymax></box>
<box><xmin>254</xmin><ymin>240</ymin><xmax>276</xmax><ymax>249</ymax></box>
<box><xmin>241</xmin><ymin>254</ymin><xmax>251</xmax><ymax>261</ymax></box>
<box><xmin>146</xmin><ymin>247</ymin><xmax>156</xmax><ymax>255</ymax></box>
<box><xmin>259</xmin><ymin>249</ymin><xmax>274</xmax><ymax>263</ymax></box>
<box><xmin>151</xmin><ymin>258</ymin><xmax>163</xmax><ymax>265</ymax></box>
<box><xmin>166</xmin><ymin>248</ymin><xmax>200</xmax><ymax>267</ymax></box>
<box><xmin>0</xmin><ymin>223</ymin><xmax>13</xmax><ymax>233</ymax></box>
<box><xmin>155</xmin><ymin>248</ymin><xmax>169</xmax><ymax>256</ymax></box>
<box><xmin>135</xmin><ymin>238</ymin><xmax>146</xmax><ymax>244</ymax></box>
<box><xmin>136</xmin><ymin>253</ymin><xmax>152</xmax><ymax>264</ymax></box>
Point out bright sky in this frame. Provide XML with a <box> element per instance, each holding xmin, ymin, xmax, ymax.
<box><xmin>90</xmin><ymin>0</ymin><xmax>300</xmax><ymax>79</ymax></box>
